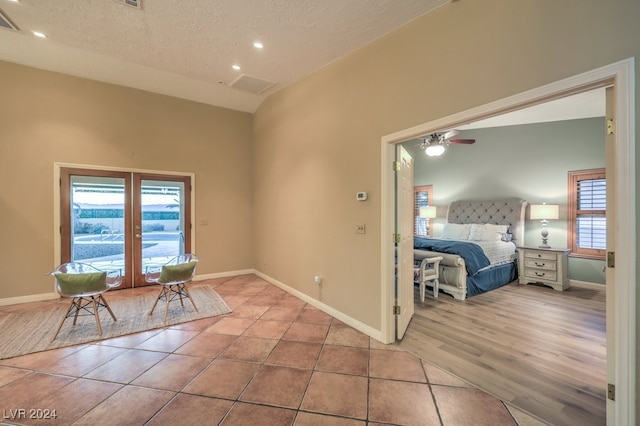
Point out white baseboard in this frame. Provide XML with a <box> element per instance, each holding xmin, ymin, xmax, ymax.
<box><xmin>0</xmin><ymin>269</ymin><xmax>254</xmax><ymax>307</ymax></box>
<box><xmin>194</xmin><ymin>269</ymin><xmax>255</xmax><ymax>281</ymax></box>
<box><xmin>253</xmin><ymin>270</ymin><xmax>384</xmax><ymax>342</ymax></box>
<box><xmin>0</xmin><ymin>292</ymin><xmax>60</xmax><ymax>307</ymax></box>
<box><xmin>0</xmin><ymin>269</ymin><xmax>386</xmax><ymax>345</ymax></box>
<box><xmin>569</xmin><ymin>279</ymin><xmax>606</xmax><ymax>289</ymax></box>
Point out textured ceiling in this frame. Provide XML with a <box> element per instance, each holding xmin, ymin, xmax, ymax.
<box><xmin>0</xmin><ymin>0</ymin><xmax>449</xmax><ymax>112</ymax></box>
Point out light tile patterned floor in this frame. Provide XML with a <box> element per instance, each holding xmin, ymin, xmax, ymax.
<box><xmin>0</xmin><ymin>275</ymin><xmax>545</xmax><ymax>425</ymax></box>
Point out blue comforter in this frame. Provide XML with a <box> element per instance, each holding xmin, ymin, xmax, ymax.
<box><xmin>413</xmin><ymin>237</ymin><xmax>490</xmax><ymax>275</ymax></box>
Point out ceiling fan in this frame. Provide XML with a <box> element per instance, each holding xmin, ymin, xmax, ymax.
<box><xmin>419</xmin><ymin>130</ymin><xmax>475</xmax><ymax>157</ymax></box>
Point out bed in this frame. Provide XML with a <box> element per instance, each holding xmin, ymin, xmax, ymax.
<box><xmin>414</xmin><ymin>199</ymin><xmax>527</xmax><ymax>300</ymax></box>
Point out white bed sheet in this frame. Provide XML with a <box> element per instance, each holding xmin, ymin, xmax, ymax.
<box><xmin>472</xmin><ymin>240</ymin><xmax>517</xmax><ymax>266</ymax></box>
<box><xmin>443</xmin><ymin>238</ymin><xmax>516</xmax><ymax>267</ymax></box>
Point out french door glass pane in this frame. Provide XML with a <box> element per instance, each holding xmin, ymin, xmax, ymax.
<box><xmin>139</xmin><ymin>179</ymin><xmax>186</xmax><ymax>273</ymax></box>
<box><xmin>70</xmin><ymin>175</ymin><xmax>126</xmax><ymax>272</ymax></box>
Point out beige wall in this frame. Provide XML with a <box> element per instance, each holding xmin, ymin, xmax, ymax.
<box><xmin>253</xmin><ymin>0</ymin><xmax>640</xmax><ymax>330</ymax></box>
<box><xmin>0</xmin><ymin>61</ymin><xmax>254</xmax><ymax>299</ymax></box>
<box><xmin>0</xmin><ymin>0</ymin><xmax>637</xmax><ymax>394</ymax></box>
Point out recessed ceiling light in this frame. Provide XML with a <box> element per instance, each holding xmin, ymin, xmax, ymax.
<box><xmin>232</xmin><ymin>65</ymin><xmax>241</xmax><ymax>71</ymax></box>
<box><xmin>253</xmin><ymin>41</ymin><xmax>264</xmax><ymax>49</ymax></box>
<box><xmin>32</xmin><ymin>31</ymin><xmax>47</xmax><ymax>38</ymax></box>
<box><xmin>7</xmin><ymin>0</ymin><xmax>19</xmax><ymax>3</ymax></box>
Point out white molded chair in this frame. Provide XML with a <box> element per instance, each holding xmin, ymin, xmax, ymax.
<box><xmin>414</xmin><ymin>256</ymin><xmax>443</xmax><ymax>302</ymax></box>
<box><xmin>49</xmin><ymin>262</ymin><xmax>122</xmax><ymax>340</ymax></box>
<box><xmin>145</xmin><ymin>254</ymin><xmax>199</xmax><ymax>324</ymax></box>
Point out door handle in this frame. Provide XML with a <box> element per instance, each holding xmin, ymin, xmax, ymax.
<box><xmin>135</xmin><ymin>234</ymin><xmax>142</xmax><ymax>239</ymax></box>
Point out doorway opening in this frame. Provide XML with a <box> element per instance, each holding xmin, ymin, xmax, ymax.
<box><xmin>380</xmin><ymin>58</ymin><xmax>635</xmax><ymax>424</ymax></box>
<box><xmin>57</xmin><ymin>166</ymin><xmax>194</xmax><ymax>288</ymax></box>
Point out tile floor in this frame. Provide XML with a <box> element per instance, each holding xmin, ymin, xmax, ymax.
<box><xmin>0</xmin><ymin>274</ymin><xmax>545</xmax><ymax>425</ymax></box>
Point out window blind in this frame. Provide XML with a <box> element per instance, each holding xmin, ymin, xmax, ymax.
<box><xmin>413</xmin><ymin>186</ymin><xmax>432</xmax><ymax>237</ymax></box>
<box><xmin>568</xmin><ymin>169</ymin><xmax>606</xmax><ymax>258</ymax></box>
<box><xmin>576</xmin><ymin>178</ymin><xmax>606</xmax><ymax>250</ymax></box>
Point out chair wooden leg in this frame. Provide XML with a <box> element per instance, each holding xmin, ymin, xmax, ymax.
<box><xmin>100</xmin><ymin>295</ymin><xmax>117</xmax><ymax>321</ymax></box>
<box><xmin>183</xmin><ymin>284</ymin><xmax>198</xmax><ymax>312</ymax></box>
<box><xmin>178</xmin><ymin>285</ymin><xmax>185</xmax><ymax>307</ymax></box>
<box><xmin>149</xmin><ymin>287</ymin><xmax>166</xmax><ymax>315</ymax></box>
<box><xmin>420</xmin><ymin>282</ymin><xmax>426</xmax><ymax>302</ymax></box>
<box><xmin>92</xmin><ymin>297</ymin><xmax>103</xmax><ymax>336</ymax></box>
<box><xmin>163</xmin><ymin>295</ymin><xmax>171</xmax><ymax>324</ymax></box>
<box><xmin>72</xmin><ymin>297</ymin><xmax>82</xmax><ymax>325</ymax></box>
<box><xmin>51</xmin><ymin>300</ymin><xmax>75</xmax><ymax>341</ymax></box>
<box><xmin>151</xmin><ymin>283</ymin><xmax>199</xmax><ymax>324</ymax></box>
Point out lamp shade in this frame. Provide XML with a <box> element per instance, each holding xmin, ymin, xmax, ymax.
<box><xmin>530</xmin><ymin>204</ymin><xmax>559</xmax><ymax>220</ymax></box>
<box><xmin>419</xmin><ymin>206</ymin><xmax>437</xmax><ymax>219</ymax></box>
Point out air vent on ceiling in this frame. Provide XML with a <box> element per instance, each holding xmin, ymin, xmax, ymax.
<box><xmin>229</xmin><ymin>74</ymin><xmax>276</xmax><ymax>95</ymax></box>
<box><xmin>0</xmin><ymin>9</ymin><xmax>19</xmax><ymax>31</ymax></box>
<box><xmin>113</xmin><ymin>0</ymin><xmax>142</xmax><ymax>10</ymax></box>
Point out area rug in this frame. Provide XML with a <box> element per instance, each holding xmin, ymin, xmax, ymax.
<box><xmin>0</xmin><ymin>286</ymin><xmax>231</xmax><ymax>360</ymax></box>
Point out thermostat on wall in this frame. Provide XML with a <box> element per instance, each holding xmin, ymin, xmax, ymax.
<box><xmin>356</xmin><ymin>192</ymin><xmax>368</xmax><ymax>201</ymax></box>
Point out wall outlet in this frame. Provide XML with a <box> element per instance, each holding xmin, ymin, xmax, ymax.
<box><xmin>314</xmin><ymin>275</ymin><xmax>322</xmax><ymax>285</ymax></box>
<box><xmin>355</xmin><ymin>224</ymin><xmax>366</xmax><ymax>234</ymax></box>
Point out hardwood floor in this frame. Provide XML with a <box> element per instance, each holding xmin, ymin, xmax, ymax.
<box><xmin>399</xmin><ymin>282</ymin><xmax>606</xmax><ymax>426</ymax></box>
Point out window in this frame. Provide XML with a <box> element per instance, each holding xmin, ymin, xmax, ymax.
<box><xmin>414</xmin><ymin>185</ymin><xmax>433</xmax><ymax>237</ymax></box>
<box><xmin>567</xmin><ymin>169</ymin><xmax>606</xmax><ymax>259</ymax></box>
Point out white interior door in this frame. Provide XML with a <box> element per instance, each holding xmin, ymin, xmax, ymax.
<box><xmin>396</xmin><ymin>145</ymin><xmax>415</xmax><ymax>340</ymax></box>
<box><xmin>605</xmin><ymin>85</ymin><xmax>616</xmax><ymax>423</ymax></box>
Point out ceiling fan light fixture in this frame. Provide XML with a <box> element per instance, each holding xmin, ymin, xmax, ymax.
<box><xmin>425</xmin><ymin>143</ymin><xmax>445</xmax><ymax>157</ymax></box>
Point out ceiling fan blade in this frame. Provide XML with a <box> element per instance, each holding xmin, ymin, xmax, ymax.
<box><xmin>442</xmin><ymin>129</ymin><xmax>461</xmax><ymax>140</ymax></box>
<box><xmin>449</xmin><ymin>138</ymin><xmax>476</xmax><ymax>144</ymax></box>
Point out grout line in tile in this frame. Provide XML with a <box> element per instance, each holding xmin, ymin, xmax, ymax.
<box><xmin>421</xmin><ymin>354</ymin><xmax>445</xmax><ymax>426</ymax></box>
<box><xmin>0</xmin><ymin>276</ymin><xmax>528</xmax><ymax>425</ymax></box>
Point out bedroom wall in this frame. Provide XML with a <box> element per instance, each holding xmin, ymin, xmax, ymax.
<box><xmin>0</xmin><ymin>61</ymin><xmax>254</xmax><ymax>300</ymax></box>
<box><xmin>253</xmin><ymin>0</ymin><xmax>639</xmax><ymax>331</ymax></box>
<box><xmin>409</xmin><ymin>118</ymin><xmax>606</xmax><ymax>285</ymax></box>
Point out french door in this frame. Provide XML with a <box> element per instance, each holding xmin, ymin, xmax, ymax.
<box><xmin>60</xmin><ymin>168</ymin><xmax>192</xmax><ymax>288</ymax></box>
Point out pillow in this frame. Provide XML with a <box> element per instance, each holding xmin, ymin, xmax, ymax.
<box><xmin>159</xmin><ymin>261</ymin><xmax>197</xmax><ymax>283</ymax></box>
<box><xmin>440</xmin><ymin>223</ymin><xmax>472</xmax><ymax>240</ymax></box>
<box><xmin>469</xmin><ymin>223</ymin><xmax>509</xmax><ymax>241</ymax></box>
<box><xmin>55</xmin><ymin>271</ymin><xmax>107</xmax><ymax>294</ymax></box>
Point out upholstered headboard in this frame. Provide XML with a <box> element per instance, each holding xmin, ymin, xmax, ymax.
<box><xmin>446</xmin><ymin>199</ymin><xmax>528</xmax><ymax>246</ymax></box>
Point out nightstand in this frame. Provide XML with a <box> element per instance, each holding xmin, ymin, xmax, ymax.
<box><xmin>518</xmin><ymin>246</ymin><xmax>570</xmax><ymax>291</ymax></box>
